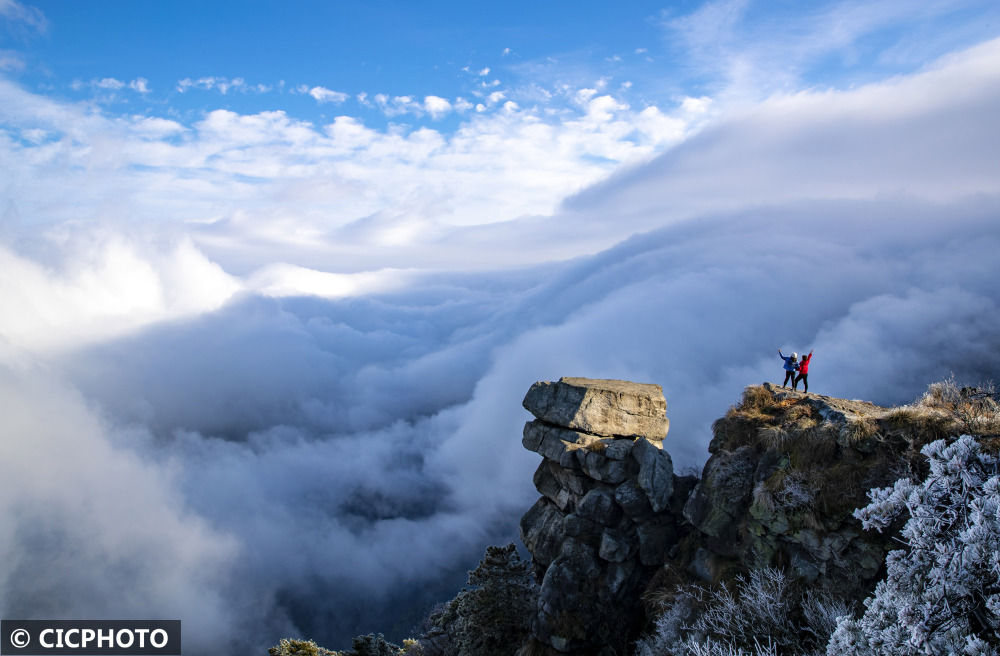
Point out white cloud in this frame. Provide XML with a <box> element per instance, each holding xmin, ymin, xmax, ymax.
<box><xmin>371</xmin><ymin>93</ymin><xmax>426</xmax><ymax>117</ymax></box>
<box><xmin>574</xmin><ymin>87</ymin><xmax>598</xmax><ymax>104</ymax></box>
<box><xmin>69</xmin><ymin>77</ymin><xmax>151</xmax><ymax>95</ymax></box>
<box><xmin>129</xmin><ymin>77</ymin><xmax>151</xmax><ymax>93</ymax></box>
<box><xmin>423</xmin><ymin>95</ymin><xmax>452</xmax><ymax>119</ymax></box>
<box><xmin>307</xmin><ymin>85</ymin><xmax>348</xmax><ymax>104</ymax></box>
<box><xmin>478</xmin><ymin>67</ymin><xmax>490</xmax><ymax>76</ymax></box>
<box><xmin>177</xmin><ymin>76</ymin><xmax>250</xmax><ymax>94</ymax></box>
<box><xmin>680</xmin><ymin>95</ymin><xmax>712</xmax><ymax>114</ymax></box>
<box><xmin>95</xmin><ymin>77</ymin><xmax>125</xmax><ymax>90</ymax></box>
<box><xmin>0</xmin><ymin>356</ymin><xmax>239</xmax><ymax>652</ymax></box>
<box><xmin>0</xmin><ymin>236</ymin><xmax>240</xmax><ymax>352</ymax></box>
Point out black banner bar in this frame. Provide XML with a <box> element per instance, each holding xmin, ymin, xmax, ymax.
<box><xmin>1</xmin><ymin>620</ymin><xmax>180</xmax><ymax>655</ymax></box>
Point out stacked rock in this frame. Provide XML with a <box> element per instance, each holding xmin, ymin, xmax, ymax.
<box><xmin>519</xmin><ymin>377</ymin><xmax>683</xmax><ymax>655</ymax></box>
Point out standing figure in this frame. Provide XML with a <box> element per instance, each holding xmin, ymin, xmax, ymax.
<box><xmin>778</xmin><ymin>349</ymin><xmax>798</xmax><ymax>388</ymax></box>
<box><xmin>795</xmin><ymin>351</ymin><xmax>813</xmax><ymax>393</ymax></box>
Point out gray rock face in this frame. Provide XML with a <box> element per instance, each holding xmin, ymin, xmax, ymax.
<box><xmin>523</xmin><ymin>377</ymin><xmax>669</xmax><ymax>439</ymax></box>
<box><xmin>519</xmin><ymin>377</ymin><xmax>684</xmax><ymax>654</ymax></box>
<box><xmin>577</xmin><ymin>488</ymin><xmax>621</xmax><ymax>526</ymax></box>
<box><xmin>520</xmin><ymin>497</ymin><xmax>565</xmax><ymax>570</ymax></box>
<box><xmin>632</xmin><ymin>437</ymin><xmax>674</xmax><ymax>512</ymax></box>
<box><xmin>683</xmin><ymin>445</ymin><xmax>756</xmax><ymax>555</ymax></box>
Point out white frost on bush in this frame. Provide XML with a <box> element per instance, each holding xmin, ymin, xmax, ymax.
<box><xmin>635</xmin><ymin>568</ymin><xmax>838</xmax><ymax>656</ymax></box>
<box><xmin>827</xmin><ymin>435</ymin><xmax>1000</xmax><ymax>655</ymax></box>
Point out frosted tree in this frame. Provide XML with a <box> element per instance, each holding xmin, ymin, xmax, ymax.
<box><xmin>828</xmin><ymin>435</ymin><xmax>1000</xmax><ymax>655</ymax></box>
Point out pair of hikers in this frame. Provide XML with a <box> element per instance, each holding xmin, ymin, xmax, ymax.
<box><xmin>778</xmin><ymin>349</ymin><xmax>813</xmax><ymax>392</ymax></box>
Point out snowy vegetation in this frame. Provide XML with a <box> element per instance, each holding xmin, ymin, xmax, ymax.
<box><xmin>828</xmin><ymin>435</ymin><xmax>1000</xmax><ymax>655</ymax></box>
<box><xmin>634</xmin><ymin>568</ymin><xmax>849</xmax><ymax>656</ymax></box>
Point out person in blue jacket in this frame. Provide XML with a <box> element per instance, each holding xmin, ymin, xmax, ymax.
<box><xmin>778</xmin><ymin>349</ymin><xmax>799</xmax><ymax>388</ymax></box>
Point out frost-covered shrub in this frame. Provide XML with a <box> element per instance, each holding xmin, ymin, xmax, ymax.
<box><xmin>916</xmin><ymin>377</ymin><xmax>1000</xmax><ymax>436</ymax></box>
<box><xmin>268</xmin><ymin>638</ymin><xmax>338</xmax><ymax>656</ymax></box>
<box><xmin>635</xmin><ymin>568</ymin><xmax>844</xmax><ymax>656</ymax></box>
<box><xmin>827</xmin><ymin>435</ymin><xmax>1000</xmax><ymax>655</ymax></box>
<box><xmin>421</xmin><ymin>543</ymin><xmax>537</xmax><ymax>656</ymax></box>
<box><xmin>268</xmin><ymin>634</ymin><xmax>409</xmax><ymax>656</ymax></box>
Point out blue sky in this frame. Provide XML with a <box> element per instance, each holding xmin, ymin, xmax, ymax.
<box><xmin>7</xmin><ymin>0</ymin><xmax>1000</xmax><ymax>131</ymax></box>
<box><xmin>2</xmin><ymin>1</ymin><xmax>1000</xmax><ymax>653</ymax></box>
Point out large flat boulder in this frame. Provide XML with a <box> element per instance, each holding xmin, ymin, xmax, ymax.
<box><xmin>523</xmin><ymin>377</ymin><xmax>669</xmax><ymax>439</ymax></box>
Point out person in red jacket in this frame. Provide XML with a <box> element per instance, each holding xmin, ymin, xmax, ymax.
<box><xmin>794</xmin><ymin>351</ymin><xmax>813</xmax><ymax>392</ymax></box>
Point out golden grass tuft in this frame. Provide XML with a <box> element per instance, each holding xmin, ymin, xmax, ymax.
<box><xmin>737</xmin><ymin>385</ymin><xmax>776</xmax><ymax>415</ymax></box>
<box><xmin>842</xmin><ymin>417</ymin><xmax>879</xmax><ymax>443</ymax></box>
<box><xmin>561</xmin><ymin>436</ymin><xmax>607</xmax><ymax>453</ymax></box>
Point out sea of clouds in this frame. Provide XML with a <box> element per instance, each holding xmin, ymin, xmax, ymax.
<box><xmin>1</xmin><ymin>37</ymin><xmax>999</xmax><ymax>653</ymax></box>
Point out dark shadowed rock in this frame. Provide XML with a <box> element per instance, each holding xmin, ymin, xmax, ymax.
<box><xmin>598</xmin><ymin>529</ymin><xmax>637</xmax><ymax>562</ymax></box>
<box><xmin>520</xmin><ymin>498</ymin><xmax>565</xmax><ymax>570</ymax></box>
<box><xmin>533</xmin><ymin>462</ymin><xmax>575</xmax><ymax>511</ymax></box>
<box><xmin>614</xmin><ymin>479</ymin><xmax>654</xmax><ymax>519</ymax></box>
<box><xmin>576</xmin><ymin>488</ymin><xmax>621</xmax><ymax>527</ymax></box>
<box><xmin>637</xmin><ymin>519</ymin><xmax>676</xmax><ymax>566</ymax></box>
<box><xmin>632</xmin><ymin>437</ymin><xmax>674</xmax><ymax>512</ymax></box>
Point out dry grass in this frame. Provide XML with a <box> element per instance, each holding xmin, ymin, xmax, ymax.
<box><xmin>752</xmin><ymin>481</ymin><xmax>777</xmax><ymax>514</ymax></box>
<box><xmin>880</xmin><ymin>406</ymin><xmax>960</xmax><ymax>443</ymax></box>
<box><xmin>736</xmin><ymin>385</ymin><xmax>776</xmax><ymax>416</ymax></box>
<box><xmin>788</xmin><ymin>428</ymin><xmax>839</xmax><ymax>469</ymax></box>
<box><xmin>757</xmin><ymin>425</ymin><xmax>791</xmax><ymax>450</ymax></box>
<box><xmin>842</xmin><ymin>417</ymin><xmax>879</xmax><ymax>443</ymax></box>
<box><xmin>560</xmin><ymin>434</ymin><xmax>607</xmax><ymax>452</ymax></box>
<box><xmin>513</xmin><ymin>638</ymin><xmax>549</xmax><ymax>656</ymax></box>
<box><xmin>642</xmin><ymin>563</ymin><xmax>694</xmax><ymax>611</ymax></box>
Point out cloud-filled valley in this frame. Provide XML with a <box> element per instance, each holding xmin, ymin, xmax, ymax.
<box><xmin>2</xmin><ymin>24</ymin><xmax>1000</xmax><ymax>655</ymax></box>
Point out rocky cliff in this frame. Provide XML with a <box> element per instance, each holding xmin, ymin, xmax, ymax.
<box><xmin>519</xmin><ymin>378</ymin><xmax>695</xmax><ymax>655</ymax></box>
<box><xmin>517</xmin><ymin>378</ymin><xmax>980</xmax><ymax>655</ymax></box>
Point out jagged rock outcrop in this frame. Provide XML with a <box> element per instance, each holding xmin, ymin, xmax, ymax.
<box><xmin>678</xmin><ymin>383</ymin><xmax>900</xmax><ymax>591</ymax></box>
<box><xmin>517</xmin><ymin>379</ymin><xmax>973</xmax><ymax>654</ymax></box>
<box><xmin>519</xmin><ymin>378</ymin><xmax>693</xmax><ymax>655</ymax></box>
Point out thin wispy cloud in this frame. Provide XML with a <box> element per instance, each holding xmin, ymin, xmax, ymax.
<box><xmin>176</xmin><ymin>76</ymin><xmax>270</xmax><ymax>95</ymax></box>
<box><xmin>0</xmin><ymin>0</ymin><xmax>47</xmax><ymax>34</ymax></box>
<box><xmin>71</xmin><ymin>76</ymin><xmax>150</xmax><ymax>94</ymax></box>
<box><xmin>660</xmin><ymin>0</ymin><xmax>1000</xmax><ymax>104</ymax></box>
